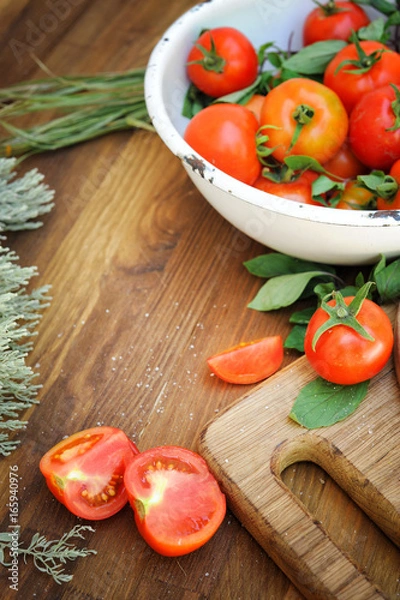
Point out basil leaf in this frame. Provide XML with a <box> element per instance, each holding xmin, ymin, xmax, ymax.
<box><xmin>284</xmin><ymin>325</ymin><xmax>306</xmax><ymax>352</ymax></box>
<box><xmin>243</xmin><ymin>252</ymin><xmax>335</xmax><ymax>278</ymax></box>
<box><xmin>289</xmin><ymin>306</ymin><xmax>316</xmax><ymax>324</ymax></box>
<box><xmin>357</xmin><ymin>17</ymin><xmax>388</xmax><ymax>42</ymax></box>
<box><xmin>248</xmin><ymin>271</ymin><xmax>330</xmax><ymax>311</ymax></box>
<box><xmin>281</xmin><ymin>40</ymin><xmax>347</xmax><ymax>75</ymax></box>
<box><xmin>374</xmin><ymin>258</ymin><xmax>400</xmax><ymax>302</ymax></box>
<box><xmin>290</xmin><ymin>378</ymin><xmax>369</xmax><ymax>428</ymax></box>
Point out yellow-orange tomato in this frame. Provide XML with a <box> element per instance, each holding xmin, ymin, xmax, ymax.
<box><xmin>260</xmin><ymin>78</ymin><xmax>348</xmax><ymax>164</ymax></box>
<box><xmin>336</xmin><ymin>180</ymin><xmax>377</xmax><ymax>210</ymax></box>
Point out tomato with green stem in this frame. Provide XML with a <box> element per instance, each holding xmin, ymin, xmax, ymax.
<box><xmin>184</xmin><ymin>103</ymin><xmax>261</xmax><ymax>185</ymax></box>
<box><xmin>304</xmin><ymin>283</ymin><xmax>394</xmax><ymax>385</ymax></box>
<box><xmin>349</xmin><ymin>84</ymin><xmax>400</xmax><ymax>171</ymax></box>
<box><xmin>124</xmin><ymin>446</ymin><xmax>226</xmax><ymax>556</ymax></box>
<box><xmin>40</xmin><ymin>426</ymin><xmax>139</xmax><ymax>520</ymax></box>
<box><xmin>303</xmin><ymin>1</ymin><xmax>370</xmax><ymax>46</ymax></box>
<box><xmin>186</xmin><ymin>27</ymin><xmax>258</xmax><ymax>98</ymax></box>
<box><xmin>259</xmin><ymin>78</ymin><xmax>348</xmax><ymax>164</ymax></box>
<box><xmin>323</xmin><ymin>40</ymin><xmax>400</xmax><ymax>114</ymax></box>
<box><xmin>207</xmin><ymin>335</ymin><xmax>284</xmax><ymax>384</ymax></box>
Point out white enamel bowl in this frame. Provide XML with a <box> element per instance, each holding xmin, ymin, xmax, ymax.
<box><xmin>144</xmin><ymin>0</ymin><xmax>400</xmax><ymax>265</ymax></box>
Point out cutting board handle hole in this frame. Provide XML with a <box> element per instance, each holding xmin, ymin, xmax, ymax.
<box><xmin>278</xmin><ymin>460</ymin><xmax>400</xmax><ymax>599</ymax></box>
<box><xmin>270</xmin><ymin>433</ymin><xmax>399</xmax><ymax>547</ymax></box>
<box><xmin>266</xmin><ymin>432</ymin><xmax>400</xmax><ymax>599</ymax></box>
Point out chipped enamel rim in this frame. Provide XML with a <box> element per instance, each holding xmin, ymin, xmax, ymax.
<box><xmin>144</xmin><ymin>0</ymin><xmax>400</xmax><ymax>259</ymax></box>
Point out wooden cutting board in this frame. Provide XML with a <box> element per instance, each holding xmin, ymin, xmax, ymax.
<box><xmin>198</xmin><ymin>307</ymin><xmax>400</xmax><ymax>600</ymax></box>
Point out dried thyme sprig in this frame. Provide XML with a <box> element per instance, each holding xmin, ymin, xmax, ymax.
<box><xmin>0</xmin><ymin>158</ymin><xmax>54</xmax><ymax>230</ymax></box>
<box><xmin>0</xmin><ymin>158</ymin><xmax>53</xmax><ymax>456</ymax></box>
<box><xmin>0</xmin><ymin>67</ymin><xmax>154</xmax><ymax>160</ymax></box>
<box><xmin>0</xmin><ymin>247</ymin><xmax>51</xmax><ymax>456</ymax></box>
<box><xmin>0</xmin><ymin>525</ymin><xmax>97</xmax><ymax>584</ymax></box>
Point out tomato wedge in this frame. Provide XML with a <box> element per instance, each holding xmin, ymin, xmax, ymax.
<box><xmin>207</xmin><ymin>335</ymin><xmax>284</xmax><ymax>384</ymax></box>
<box><xmin>40</xmin><ymin>426</ymin><xmax>139</xmax><ymax>520</ymax></box>
<box><xmin>124</xmin><ymin>446</ymin><xmax>226</xmax><ymax>557</ymax></box>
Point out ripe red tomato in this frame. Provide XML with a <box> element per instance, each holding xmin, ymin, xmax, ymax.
<box><xmin>259</xmin><ymin>78</ymin><xmax>348</xmax><ymax>164</ymax></box>
<box><xmin>303</xmin><ymin>1</ymin><xmax>370</xmax><ymax>46</ymax></box>
<box><xmin>186</xmin><ymin>27</ymin><xmax>258</xmax><ymax>98</ymax></box>
<box><xmin>323</xmin><ymin>41</ymin><xmax>400</xmax><ymax>114</ymax></box>
<box><xmin>304</xmin><ymin>295</ymin><xmax>394</xmax><ymax>385</ymax></box>
<box><xmin>336</xmin><ymin>180</ymin><xmax>377</xmax><ymax>210</ymax></box>
<box><xmin>124</xmin><ymin>446</ymin><xmax>226</xmax><ymax>556</ymax></box>
<box><xmin>377</xmin><ymin>159</ymin><xmax>400</xmax><ymax>210</ymax></box>
<box><xmin>323</xmin><ymin>139</ymin><xmax>368</xmax><ymax>180</ymax></box>
<box><xmin>184</xmin><ymin>103</ymin><xmax>261</xmax><ymax>185</ymax></box>
<box><xmin>253</xmin><ymin>176</ymin><xmax>320</xmax><ymax>205</ymax></box>
<box><xmin>207</xmin><ymin>335</ymin><xmax>284</xmax><ymax>384</ymax></box>
<box><xmin>349</xmin><ymin>84</ymin><xmax>400</xmax><ymax>171</ymax></box>
<box><xmin>40</xmin><ymin>426</ymin><xmax>139</xmax><ymax>520</ymax></box>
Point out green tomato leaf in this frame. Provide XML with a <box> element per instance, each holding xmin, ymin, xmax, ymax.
<box><xmin>374</xmin><ymin>258</ymin><xmax>400</xmax><ymax>302</ymax></box>
<box><xmin>243</xmin><ymin>252</ymin><xmax>336</xmax><ymax>278</ymax></box>
<box><xmin>289</xmin><ymin>306</ymin><xmax>316</xmax><ymax>325</ymax></box>
<box><xmin>289</xmin><ymin>378</ymin><xmax>369</xmax><ymax>429</ymax></box>
<box><xmin>357</xmin><ymin>17</ymin><xmax>389</xmax><ymax>42</ymax></box>
<box><xmin>248</xmin><ymin>271</ymin><xmax>330</xmax><ymax>311</ymax></box>
<box><xmin>284</xmin><ymin>325</ymin><xmax>306</xmax><ymax>352</ymax></box>
<box><xmin>281</xmin><ymin>40</ymin><xmax>347</xmax><ymax>75</ymax></box>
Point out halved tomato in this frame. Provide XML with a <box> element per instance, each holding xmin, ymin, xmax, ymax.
<box><xmin>40</xmin><ymin>426</ymin><xmax>139</xmax><ymax>520</ymax></box>
<box><xmin>124</xmin><ymin>446</ymin><xmax>226</xmax><ymax>557</ymax></box>
<box><xmin>207</xmin><ymin>335</ymin><xmax>283</xmax><ymax>384</ymax></box>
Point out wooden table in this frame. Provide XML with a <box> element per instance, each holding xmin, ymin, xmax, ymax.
<box><xmin>0</xmin><ymin>1</ymin><xmax>398</xmax><ymax>598</ymax></box>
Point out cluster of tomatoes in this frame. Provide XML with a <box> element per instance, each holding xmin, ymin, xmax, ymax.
<box><xmin>40</xmin><ymin>427</ymin><xmax>226</xmax><ymax>556</ymax></box>
<box><xmin>183</xmin><ymin>1</ymin><xmax>400</xmax><ymax>210</ymax></box>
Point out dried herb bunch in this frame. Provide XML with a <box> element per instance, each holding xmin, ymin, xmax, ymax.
<box><xmin>0</xmin><ymin>158</ymin><xmax>53</xmax><ymax>456</ymax></box>
<box><xmin>0</xmin><ymin>66</ymin><xmax>153</xmax><ymax>161</ymax></box>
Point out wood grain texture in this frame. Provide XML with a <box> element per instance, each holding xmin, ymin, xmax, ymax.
<box><xmin>0</xmin><ymin>1</ymin><xmax>398</xmax><ymax>599</ymax></box>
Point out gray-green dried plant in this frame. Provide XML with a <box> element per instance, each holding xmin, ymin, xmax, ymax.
<box><xmin>0</xmin><ymin>157</ymin><xmax>53</xmax><ymax>456</ymax></box>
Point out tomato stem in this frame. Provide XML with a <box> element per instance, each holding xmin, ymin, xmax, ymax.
<box><xmin>311</xmin><ymin>282</ymin><xmax>376</xmax><ymax>351</ymax></box>
<box><xmin>289</xmin><ymin>104</ymin><xmax>314</xmax><ymax>151</ymax></box>
<box><xmin>314</xmin><ymin>0</ymin><xmax>349</xmax><ymax>16</ymax></box>
<box><xmin>187</xmin><ymin>36</ymin><xmax>226</xmax><ymax>74</ymax></box>
<box><xmin>335</xmin><ymin>35</ymin><xmax>385</xmax><ymax>75</ymax></box>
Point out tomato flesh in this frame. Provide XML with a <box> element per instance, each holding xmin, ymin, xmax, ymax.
<box><xmin>207</xmin><ymin>335</ymin><xmax>283</xmax><ymax>384</ymax></box>
<box><xmin>40</xmin><ymin>426</ymin><xmax>139</xmax><ymax>520</ymax></box>
<box><xmin>124</xmin><ymin>446</ymin><xmax>226</xmax><ymax>557</ymax></box>
<box><xmin>304</xmin><ymin>297</ymin><xmax>394</xmax><ymax>385</ymax></box>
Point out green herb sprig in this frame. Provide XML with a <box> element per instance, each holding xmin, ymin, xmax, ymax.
<box><xmin>0</xmin><ymin>66</ymin><xmax>153</xmax><ymax>161</ymax></box>
<box><xmin>0</xmin><ymin>525</ymin><xmax>96</xmax><ymax>584</ymax></box>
